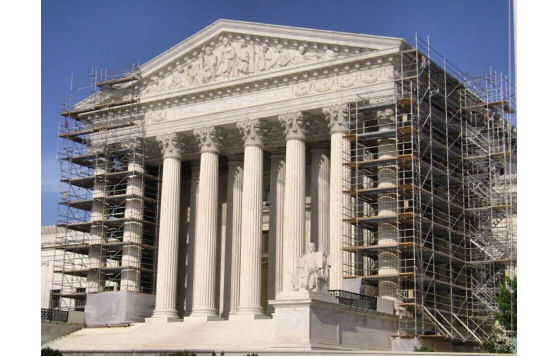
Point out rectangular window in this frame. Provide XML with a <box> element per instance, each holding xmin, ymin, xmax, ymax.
<box><xmin>50</xmin><ymin>289</ymin><xmax>60</xmax><ymax>309</ymax></box>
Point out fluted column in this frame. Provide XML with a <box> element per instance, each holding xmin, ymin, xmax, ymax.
<box><xmin>269</xmin><ymin>153</ymin><xmax>285</xmax><ymax>298</ymax></box>
<box><xmin>232</xmin><ymin>119</ymin><xmax>265</xmax><ymax>316</ymax></box>
<box><xmin>184</xmin><ymin>164</ymin><xmax>200</xmax><ymax>316</ymax></box>
<box><xmin>151</xmin><ymin>134</ymin><xmax>183</xmax><ymax>322</ymax></box>
<box><xmin>226</xmin><ymin>158</ymin><xmax>243</xmax><ymax>315</ymax></box>
<box><xmin>176</xmin><ymin>166</ymin><xmax>190</xmax><ymax>317</ymax></box>
<box><xmin>190</xmin><ymin>127</ymin><xmax>222</xmax><ymax>319</ymax></box>
<box><xmin>279</xmin><ymin>112</ymin><xmax>308</xmax><ymax>292</ymax></box>
<box><xmin>310</xmin><ymin>148</ymin><xmax>330</xmax><ymax>252</ymax></box>
<box><xmin>324</xmin><ymin>104</ymin><xmax>350</xmax><ymax>291</ymax></box>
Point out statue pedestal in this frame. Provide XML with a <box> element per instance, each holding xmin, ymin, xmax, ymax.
<box><xmin>268</xmin><ymin>290</ymin><xmax>341</xmax><ymax>351</ymax></box>
<box><xmin>269</xmin><ymin>290</ymin><xmax>398</xmax><ymax>351</ymax></box>
<box><xmin>273</xmin><ymin>290</ymin><xmax>337</xmax><ymax>305</ymax></box>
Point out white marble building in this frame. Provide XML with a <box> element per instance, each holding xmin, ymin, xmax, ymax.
<box><xmin>48</xmin><ymin>20</ymin><xmax>515</xmax><ymax>353</ymax></box>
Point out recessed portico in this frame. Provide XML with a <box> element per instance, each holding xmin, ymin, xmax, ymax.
<box><xmin>130</xmin><ymin>19</ymin><xmax>401</xmax><ymax>322</ymax></box>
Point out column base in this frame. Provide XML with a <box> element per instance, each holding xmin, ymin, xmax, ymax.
<box><xmin>146</xmin><ymin>310</ymin><xmax>180</xmax><ymax>323</ymax></box>
<box><xmin>228</xmin><ymin>311</ymin><xmax>270</xmax><ymax>320</ymax></box>
<box><xmin>145</xmin><ymin>316</ymin><xmax>182</xmax><ymax>324</ymax></box>
<box><xmin>273</xmin><ymin>289</ymin><xmax>338</xmax><ymax>304</ymax></box>
<box><xmin>186</xmin><ymin>308</ymin><xmax>220</xmax><ymax>322</ymax></box>
<box><xmin>183</xmin><ymin>315</ymin><xmax>221</xmax><ymax>322</ymax></box>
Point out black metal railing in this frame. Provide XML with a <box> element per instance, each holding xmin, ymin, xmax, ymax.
<box><xmin>41</xmin><ymin>308</ymin><xmax>68</xmax><ymax>322</ymax></box>
<box><xmin>328</xmin><ymin>290</ymin><xmax>377</xmax><ymax>312</ymax></box>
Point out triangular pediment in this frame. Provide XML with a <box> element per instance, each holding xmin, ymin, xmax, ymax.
<box><xmin>137</xmin><ymin>19</ymin><xmax>404</xmax><ymax>97</ymax></box>
<box><xmin>73</xmin><ymin>20</ymin><xmax>404</xmax><ymax>112</ymax></box>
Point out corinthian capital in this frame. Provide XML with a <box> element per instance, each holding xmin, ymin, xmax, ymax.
<box><xmin>323</xmin><ymin>104</ymin><xmax>349</xmax><ymax>134</ymax></box>
<box><xmin>193</xmin><ymin>126</ymin><xmax>223</xmax><ymax>153</ymax></box>
<box><xmin>237</xmin><ymin>119</ymin><xmax>264</xmax><ymax>147</ymax></box>
<box><xmin>278</xmin><ymin>112</ymin><xmax>308</xmax><ymax>141</ymax></box>
<box><xmin>156</xmin><ymin>133</ymin><xmax>183</xmax><ymax>159</ymax></box>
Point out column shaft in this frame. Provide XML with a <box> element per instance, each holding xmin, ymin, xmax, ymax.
<box><xmin>329</xmin><ymin>132</ymin><xmax>349</xmax><ymax>290</ymax></box>
<box><xmin>226</xmin><ymin>161</ymin><xmax>243</xmax><ymax>314</ymax></box>
<box><xmin>152</xmin><ymin>156</ymin><xmax>181</xmax><ymax>319</ymax></box>
<box><xmin>191</xmin><ymin>151</ymin><xmax>219</xmax><ymax>317</ymax></box>
<box><xmin>176</xmin><ymin>172</ymin><xmax>190</xmax><ymax>318</ymax></box>
<box><xmin>282</xmin><ymin>139</ymin><xmax>306</xmax><ymax>291</ymax></box>
<box><xmin>184</xmin><ymin>165</ymin><xmax>200</xmax><ymax>316</ymax></box>
<box><xmin>237</xmin><ymin>145</ymin><xmax>264</xmax><ymax>314</ymax></box>
<box><xmin>269</xmin><ymin>154</ymin><xmax>285</xmax><ymax>297</ymax></box>
<box><xmin>310</xmin><ymin>149</ymin><xmax>330</xmax><ymax>252</ymax></box>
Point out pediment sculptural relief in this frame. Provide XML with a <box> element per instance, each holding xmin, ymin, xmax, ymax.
<box><xmin>141</xmin><ymin>33</ymin><xmax>369</xmax><ymax>96</ymax></box>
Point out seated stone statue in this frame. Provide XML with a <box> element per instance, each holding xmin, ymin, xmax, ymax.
<box><xmin>292</xmin><ymin>243</ymin><xmax>329</xmax><ymax>292</ymax></box>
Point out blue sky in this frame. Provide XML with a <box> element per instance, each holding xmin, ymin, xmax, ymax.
<box><xmin>41</xmin><ymin>0</ymin><xmax>514</xmax><ymax>225</ymax></box>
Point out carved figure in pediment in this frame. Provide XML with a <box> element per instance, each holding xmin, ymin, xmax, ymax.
<box><xmin>291</xmin><ymin>45</ymin><xmax>305</xmax><ymax>65</ymax></box>
<box><xmin>253</xmin><ymin>42</ymin><xmax>266</xmax><ymax>73</ymax></box>
<box><xmin>290</xmin><ymin>46</ymin><xmax>305</xmax><ymax>64</ymax></box>
<box><xmin>189</xmin><ymin>54</ymin><xmax>203</xmax><ymax>85</ymax></box>
<box><xmin>201</xmin><ymin>47</ymin><xmax>218</xmax><ymax>83</ymax></box>
<box><xmin>171</xmin><ymin>66</ymin><xmax>185</xmax><ymax>89</ymax></box>
<box><xmin>182</xmin><ymin>64</ymin><xmax>194</xmax><ymax>87</ymax></box>
<box><xmin>144</xmin><ymin>74</ymin><xmax>160</xmax><ymax>95</ymax></box>
<box><xmin>292</xmin><ymin>45</ymin><xmax>319</xmax><ymax>64</ymax></box>
<box><xmin>247</xmin><ymin>39</ymin><xmax>256</xmax><ymax>74</ymax></box>
<box><xmin>160</xmin><ymin>72</ymin><xmax>175</xmax><ymax>92</ymax></box>
<box><xmin>181</xmin><ymin>62</ymin><xmax>193</xmax><ymax>86</ymax></box>
<box><xmin>264</xmin><ymin>44</ymin><xmax>279</xmax><ymax>71</ymax></box>
<box><xmin>236</xmin><ymin>39</ymin><xmax>251</xmax><ymax>75</ymax></box>
<box><xmin>277</xmin><ymin>44</ymin><xmax>290</xmax><ymax>67</ymax></box>
<box><xmin>218</xmin><ymin>37</ymin><xmax>236</xmax><ymax>79</ymax></box>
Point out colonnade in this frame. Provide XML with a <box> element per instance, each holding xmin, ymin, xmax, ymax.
<box><xmin>149</xmin><ymin>105</ymin><xmax>351</xmax><ymax>321</ymax></box>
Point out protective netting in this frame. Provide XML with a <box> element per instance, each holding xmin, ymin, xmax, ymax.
<box><xmin>85</xmin><ymin>291</ymin><xmax>155</xmax><ymax>326</ymax></box>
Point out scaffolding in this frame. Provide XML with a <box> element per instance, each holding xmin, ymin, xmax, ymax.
<box><xmin>52</xmin><ymin>66</ymin><xmax>161</xmax><ymax>311</ymax></box>
<box><xmin>342</xmin><ymin>36</ymin><xmax>516</xmax><ymax>343</ymax></box>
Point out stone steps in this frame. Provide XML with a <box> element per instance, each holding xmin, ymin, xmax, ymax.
<box><xmin>50</xmin><ymin>318</ymin><xmax>275</xmax><ymax>352</ymax></box>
